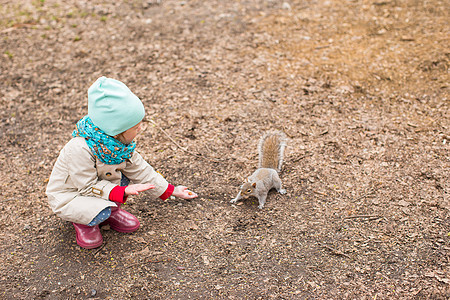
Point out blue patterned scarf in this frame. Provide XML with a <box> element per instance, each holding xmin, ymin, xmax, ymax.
<box><xmin>72</xmin><ymin>116</ymin><xmax>136</xmax><ymax>165</ymax></box>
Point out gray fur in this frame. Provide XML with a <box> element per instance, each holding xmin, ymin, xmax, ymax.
<box><xmin>231</xmin><ymin>131</ymin><xmax>287</xmax><ymax>209</ymax></box>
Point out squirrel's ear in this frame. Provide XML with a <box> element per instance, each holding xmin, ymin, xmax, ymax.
<box><xmin>252</xmin><ymin>183</ymin><xmax>256</xmax><ymax>188</ymax></box>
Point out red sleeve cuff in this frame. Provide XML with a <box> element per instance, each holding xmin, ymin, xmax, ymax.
<box><xmin>159</xmin><ymin>184</ymin><xmax>175</xmax><ymax>200</ymax></box>
<box><xmin>109</xmin><ymin>186</ymin><xmax>128</xmax><ymax>204</ymax></box>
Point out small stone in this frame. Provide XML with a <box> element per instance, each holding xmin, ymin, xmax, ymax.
<box><xmin>398</xmin><ymin>200</ymin><xmax>410</xmax><ymax>207</ymax></box>
<box><xmin>282</xmin><ymin>2</ymin><xmax>292</xmax><ymax>10</ymax></box>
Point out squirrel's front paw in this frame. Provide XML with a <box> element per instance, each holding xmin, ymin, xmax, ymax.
<box><xmin>278</xmin><ymin>189</ymin><xmax>287</xmax><ymax>194</ymax></box>
<box><xmin>230</xmin><ymin>198</ymin><xmax>238</xmax><ymax>203</ymax></box>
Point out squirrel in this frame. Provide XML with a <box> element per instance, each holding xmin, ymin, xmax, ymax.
<box><xmin>231</xmin><ymin>131</ymin><xmax>287</xmax><ymax>209</ymax></box>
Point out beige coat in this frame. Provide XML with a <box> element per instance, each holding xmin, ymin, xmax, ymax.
<box><xmin>46</xmin><ymin>137</ymin><xmax>169</xmax><ymax>225</ymax></box>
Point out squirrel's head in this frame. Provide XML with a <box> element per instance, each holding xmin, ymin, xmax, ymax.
<box><xmin>240</xmin><ymin>181</ymin><xmax>256</xmax><ymax>197</ymax></box>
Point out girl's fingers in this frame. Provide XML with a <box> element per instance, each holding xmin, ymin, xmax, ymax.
<box><xmin>125</xmin><ymin>184</ymin><xmax>155</xmax><ymax>195</ymax></box>
<box><xmin>186</xmin><ymin>190</ymin><xmax>198</xmax><ymax>198</ymax></box>
<box><xmin>172</xmin><ymin>186</ymin><xmax>197</xmax><ymax>199</ymax></box>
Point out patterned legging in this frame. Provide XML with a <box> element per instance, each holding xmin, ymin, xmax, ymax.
<box><xmin>87</xmin><ymin>176</ymin><xmax>130</xmax><ymax>226</ymax></box>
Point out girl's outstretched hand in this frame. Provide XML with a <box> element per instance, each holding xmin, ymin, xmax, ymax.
<box><xmin>173</xmin><ymin>185</ymin><xmax>198</xmax><ymax>199</ymax></box>
<box><xmin>125</xmin><ymin>183</ymin><xmax>155</xmax><ymax>196</ymax></box>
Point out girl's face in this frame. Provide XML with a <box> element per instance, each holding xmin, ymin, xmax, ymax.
<box><xmin>114</xmin><ymin>122</ymin><xmax>143</xmax><ymax>144</ymax></box>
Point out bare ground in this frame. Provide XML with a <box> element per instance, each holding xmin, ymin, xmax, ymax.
<box><xmin>0</xmin><ymin>0</ymin><xmax>449</xmax><ymax>299</ymax></box>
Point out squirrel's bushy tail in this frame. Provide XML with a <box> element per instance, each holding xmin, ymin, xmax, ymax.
<box><xmin>258</xmin><ymin>131</ymin><xmax>287</xmax><ymax>172</ymax></box>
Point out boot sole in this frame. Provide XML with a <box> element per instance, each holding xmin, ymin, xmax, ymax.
<box><xmin>75</xmin><ymin>235</ymin><xmax>103</xmax><ymax>249</ymax></box>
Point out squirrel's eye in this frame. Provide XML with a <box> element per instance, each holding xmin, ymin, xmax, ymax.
<box><xmin>247</xmin><ymin>189</ymin><xmax>252</xmax><ymax>193</ymax></box>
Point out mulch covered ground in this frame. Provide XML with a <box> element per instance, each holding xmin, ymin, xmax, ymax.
<box><xmin>0</xmin><ymin>0</ymin><xmax>448</xmax><ymax>299</ymax></box>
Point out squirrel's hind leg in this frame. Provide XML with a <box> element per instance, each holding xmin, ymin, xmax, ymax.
<box><xmin>278</xmin><ymin>188</ymin><xmax>287</xmax><ymax>194</ymax></box>
<box><xmin>273</xmin><ymin>173</ymin><xmax>287</xmax><ymax>194</ymax></box>
<box><xmin>277</xmin><ymin>185</ymin><xmax>287</xmax><ymax>194</ymax></box>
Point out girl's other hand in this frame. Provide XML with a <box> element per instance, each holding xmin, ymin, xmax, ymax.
<box><xmin>125</xmin><ymin>183</ymin><xmax>155</xmax><ymax>196</ymax></box>
<box><xmin>173</xmin><ymin>185</ymin><xmax>198</xmax><ymax>199</ymax></box>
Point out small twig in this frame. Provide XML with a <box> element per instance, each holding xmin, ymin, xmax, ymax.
<box><xmin>412</xmin><ymin>287</ymin><xmax>423</xmax><ymax>296</ymax></box>
<box><xmin>0</xmin><ymin>198</ymin><xmax>15</xmax><ymax>203</ymax></box>
<box><xmin>330</xmin><ymin>159</ymin><xmax>347</xmax><ymax>164</ymax></box>
<box><xmin>353</xmin><ymin>188</ymin><xmax>377</xmax><ymax>202</ymax></box>
<box><xmin>314</xmin><ymin>190</ymin><xmax>327</xmax><ymax>196</ymax></box>
<box><xmin>319</xmin><ymin>243</ymin><xmax>351</xmax><ymax>259</ymax></box>
<box><xmin>93</xmin><ymin>240</ymin><xmax>108</xmax><ymax>256</ymax></box>
<box><xmin>319</xmin><ymin>129</ymin><xmax>329</xmax><ymax>136</ymax></box>
<box><xmin>149</xmin><ymin>119</ymin><xmax>222</xmax><ymax>162</ymax></box>
<box><xmin>299</xmin><ymin>131</ymin><xmax>309</xmax><ymax>136</ymax></box>
<box><xmin>149</xmin><ymin>119</ymin><xmax>190</xmax><ymax>152</ymax></box>
<box><xmin>290</xmin><ymin>153</ymin><xmax>312</xmax><ymax>163</ymax></box>
<box><xmin>343</xmin><ymin>215</ymin><xmax>382</xmax><ymax>220</ymax></box>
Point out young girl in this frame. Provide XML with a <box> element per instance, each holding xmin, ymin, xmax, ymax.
<box><xmin>46</xmin><ymin>76</ymin><xmax>198</xmax><ymax>249</ymax></box>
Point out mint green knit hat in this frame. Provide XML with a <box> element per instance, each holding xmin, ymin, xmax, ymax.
<box><xmin>88</xmin><ymin>76</ymin><xmax>145</xmax><ymax>136</ymax></box>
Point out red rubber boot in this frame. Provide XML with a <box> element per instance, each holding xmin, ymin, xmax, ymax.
<box><xmin>73</xmin><ymin>223</ymin><xmax>103</xmax><ymax>249</ymax></box>
<box><xmin>103</xmin><ymin>205</ymin><xmax>140</xmax><ymax>233</ymax></box>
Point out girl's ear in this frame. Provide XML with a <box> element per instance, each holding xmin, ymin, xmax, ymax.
<box><xmin>114</xmin><ymin>133</ymin><xmax>125</xmax><ymax>144</ymax></box>
<box><xmin>252</xmin><ymin>183</ymin><xmax>256</xmax><ymax>188</ymax></box>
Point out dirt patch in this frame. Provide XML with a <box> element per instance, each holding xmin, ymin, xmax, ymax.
<box><xmin>0</xmin><ymin>0</ymin><xmax>448</xmax><ymax>299</ymax></box>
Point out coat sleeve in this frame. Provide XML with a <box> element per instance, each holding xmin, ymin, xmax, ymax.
<box><xmin>121</xmin><ymin>151</ymin><xmax>170</xmax><ymax>199</ymax></box>
<box><xmin>66</xmin><ymin>139</ymin><xmax>117</xmax><ymax>200</ymax></box>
